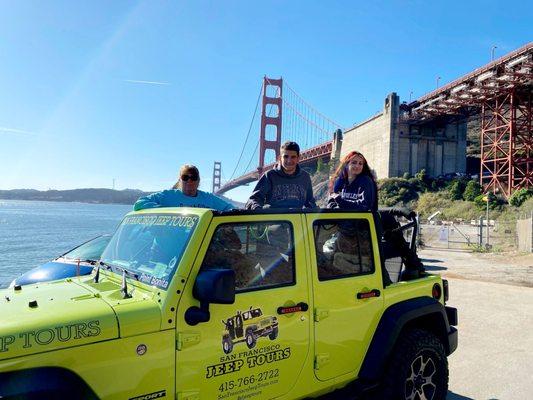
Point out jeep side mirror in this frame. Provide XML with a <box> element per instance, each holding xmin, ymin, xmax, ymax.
<box><xmin>193</xmin><ymin>268</ymin><xmax>235</xmax><ymax>304</ymax></box>
<box><xmin>185</xmin><ymin>268</ymin><xmax>235</xmax><ymax>326</ymax></box>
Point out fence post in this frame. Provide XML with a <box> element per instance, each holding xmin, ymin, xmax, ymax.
<box><xmin>479</xmin><ymin>217</ymin><xmax>483</xmax><ymax>246</ymax></box>
<box><xmin>528</xmin><ymin>211</ymin><xmax>533</xmax><ymax>253</ymax></box>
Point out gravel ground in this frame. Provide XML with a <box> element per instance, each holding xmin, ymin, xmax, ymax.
<box><xmin>444</xmin><ymin>278</ymin><xmax>533</xmax><ymax>400</ymax></box>
<box><xmin>322</xmin><ymin>248</ymin><xmax>533</xmax><ymax>400</ymax></box>
<box><xmin>419</xmin><ymin>247</ymin><xmax>533</xmax><ymax>288</ymax></box>
<box><xmin>420</xmin><ymin>248</ymin><xmax>533</xmax><ymax>399</ymax></box>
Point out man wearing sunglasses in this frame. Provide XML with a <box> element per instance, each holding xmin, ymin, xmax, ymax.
<box><xmin>134</xmin><ymin>164</ymin><xmax>233</xmax><ymax>211</ymax></box>
<box><xmin>246</xmin><ymin>141</ymin><xmax>316</xmax><ymax>210</ymax></box>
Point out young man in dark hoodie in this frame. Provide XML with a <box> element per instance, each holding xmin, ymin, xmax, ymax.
<box><xmin>246</xmin><ymin>141</ymin><xmax>316</xmax><ymax>209</ymax></box>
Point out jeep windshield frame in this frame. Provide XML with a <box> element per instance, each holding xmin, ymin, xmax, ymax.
<box><xmin>99</xmin><ymin>213</ymin><xmax>199</xmax><ymax>290</ymax></box>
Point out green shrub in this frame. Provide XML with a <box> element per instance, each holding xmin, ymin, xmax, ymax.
<box><xmin>413</xmin><ymin>169</ymin><xmax>431</xmax><ymax>192</ymax></box>
<box><xmin>441</xmin><ymin>200</ymin><xmax>481</xmax><ymax>221</ymax></box>
<box><xmin>316</xmin><ymin>158</ymin><xmax>331</xmax><ymax>175</ymax></box>
<box><xmin>415</xmin><ymin>192</ymin><xmax>449</xmax><ymax>218</ymax></box>
<box><xmin>378</xmin><ymin>177</ymin><xmax>419</xmax><ymax>207</ymax></box>
<box><xmin>518</xmin><ymin>196</ymin><xmax>533</xmax><ymax>214</ymax></box>
<box><xmin>474</xmin><ymin>192</ymin><xmax>502</xmax><ymax>210</ymax></box>
<box><xmin>463</xmin><ymin>180</ymin><xmax>482</xmax><ymax>201</ymax></box>
<box><xmin>509</xmin><ymin>188</ymin><xmax>533</xmax><ymax>207</ymax></box>
<box><xmin>448</xmin><ymin>180</ymin><xmax>465</xmax><ymax>200</ymax></box>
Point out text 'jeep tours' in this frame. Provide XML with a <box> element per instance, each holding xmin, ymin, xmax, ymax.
<box><xmin>0</xmin><ymin>207</ymin><xmax>457</xmax><ymax>400</ymax></box>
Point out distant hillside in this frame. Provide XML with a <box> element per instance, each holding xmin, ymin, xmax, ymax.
<box><xmin>0</xmin><ymin>188</ymin><xmax>244</xmax><ymax>208</ymax></box>
<box><xmin>0</xmin><ymin>188</ymin><xmax>151</xmax><ymax>204</ymax></box>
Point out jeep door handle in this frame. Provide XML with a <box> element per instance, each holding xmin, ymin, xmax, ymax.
<box><xmin>357</xmin><ymin>289</ymin><xmax>381</xmax><ymax>299</ymax></box>
<box><xmin>277</xmin><ymin>302</ymin><xmax>309</xmax><ymax>315</ymax></box>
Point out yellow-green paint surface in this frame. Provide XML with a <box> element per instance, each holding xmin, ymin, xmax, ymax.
<box><xmin>0</xmin><ymin>208</ymin><xmax>448</xmax><ymax>400</ymax></box>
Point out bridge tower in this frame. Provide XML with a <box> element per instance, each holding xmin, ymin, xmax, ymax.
<box><xmin>258</xmin><ymin>77</ymin><xmax>283</xmax><ymax>172</ymax></box>
<box><xmin>212</xmin><ymin>161</ymin><xmax>221</xmax><ymax>193</ymax></box>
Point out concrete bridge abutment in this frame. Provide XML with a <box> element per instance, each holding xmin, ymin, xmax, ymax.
<box><xmin>341</xmin><ymin>93</ymin><xmax>467</xmax><ymax>179</ymax></box>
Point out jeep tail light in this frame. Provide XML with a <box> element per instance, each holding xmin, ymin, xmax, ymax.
<box><xmin>432</xmin><ymin>283</ymin><xmax>442</xmax><ymax>300</ymax></box>
<box><xmin>443</xmin><ymin>279</ymin><xmax>449</xmax><ymax>303</ymax></box>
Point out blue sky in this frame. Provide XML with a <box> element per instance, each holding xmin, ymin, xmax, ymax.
<box><xmin>0</xmin><ymin>1</ymin><xmax>531</xmax><ymax>202</ymax></box>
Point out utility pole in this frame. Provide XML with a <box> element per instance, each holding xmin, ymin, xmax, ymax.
<box><xmin>491</xmin><ymin>45</ymin><xmax>497</xmax><ymax>61</ymax></box>
<box><xmin>112</xmin><ymin>179</ymin><xmax>115</xmax><ymax>190</ymax></box>
<box><xmin>485</xmin><ymin>195</ymin><xmax>490</xmax><ymax>248</ymax></box>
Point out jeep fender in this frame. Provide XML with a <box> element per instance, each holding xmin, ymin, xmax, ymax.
<box><xmin>0</xmin><ymin>367</ymin><xmax>98</xmax><ymax>399</ymax></box>
<box><xmin>358</xmin><ymin>296</ymin><xmax>455</xmax><ymax>382</ymax></box>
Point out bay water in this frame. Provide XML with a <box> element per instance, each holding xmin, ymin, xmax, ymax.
<box><xmin>0</xmin><ymin>200</ymin><xmax>132</xmax><ymax>288</ymax></box>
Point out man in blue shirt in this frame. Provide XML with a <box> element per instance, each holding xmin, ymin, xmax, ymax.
<box><xmin>134</xmin><ymin>164</ymin><xmax>234</xmax><ymax>211</ymax></box>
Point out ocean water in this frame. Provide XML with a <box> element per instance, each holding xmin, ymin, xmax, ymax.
<box><xmin>0</xmin><ymin>200</ymin><xmax>132</xmax><ymax>288</ymax></box>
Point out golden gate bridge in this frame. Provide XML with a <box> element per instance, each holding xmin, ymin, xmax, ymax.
<box><xmin>214</xmin><ymin>42</ymin><xmax>533</xmax><ymax>199</ymax></box>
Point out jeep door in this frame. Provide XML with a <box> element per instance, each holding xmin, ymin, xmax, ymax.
<box><xmin>175</xmin><ymin>214</ymin><xmax>311</xmax><ymax>399</ymax></box>
<box><xmin>306</xmin><ymin>213</ymin><xmax>384</xmax><ymax>381</ymax></box>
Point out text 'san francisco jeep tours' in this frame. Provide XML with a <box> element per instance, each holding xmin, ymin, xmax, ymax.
<box><xmin>0</xmin><ymin>207</ymin><xmax>457</xmax><ymax>400</ymax></box>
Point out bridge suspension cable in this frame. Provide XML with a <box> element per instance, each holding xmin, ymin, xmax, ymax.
<box><xmin>281</xmin><ymin>82</ymin><xmax>342</xmax><ymax>152</ymax></box>
<box><xmin>227</xmin><ymin>81</ymin><xmax>264</xmax><ymax>182</ymax></box>
<box><xmin>223</xmin><ymin>77</ymin><xmax>344</xmax><ymax>189</ymax></box>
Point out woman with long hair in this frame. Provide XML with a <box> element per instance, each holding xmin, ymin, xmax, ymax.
<box><xmin>134</xmin><ymin>164</ymin><xmax>233</xmax><ymax>211</ymax></box>
<box><xmin>327</xmin><ymin>151</ymin><xmax>378</xmax><ymax>211</ymax></box>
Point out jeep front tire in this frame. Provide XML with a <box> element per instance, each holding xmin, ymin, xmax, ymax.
<box><xmin>380</xmin><ymin>329</ymin><xmax>448</xmax><ymax>400</ymax></box>
<box><xmin>222</xmin><ymin>336</ymin><xmax>233</xmax><ymax>354</ymax></box>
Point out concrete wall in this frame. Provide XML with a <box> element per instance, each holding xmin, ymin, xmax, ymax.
<box><xmin>517</xmin><ymin>216</ymin><xmax>533</xmax><ymax>252</ymax></box>
<box><xmin>406</xmin><ymin>120</ymin><xmax>467</xmax><ymax>177</ymax></box>
<box><xmin>341</xmin><ymin>93</ymin><xmax>397</xmax><ymax>180</ymax></box>
<box><xmin>341</xmin><ymin>92</ymin><xmax>467</xmax><ymax>179</ymax></box>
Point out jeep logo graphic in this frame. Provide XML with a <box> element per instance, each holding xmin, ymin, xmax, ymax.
<box><xmin>129</xmin><ymin>390</ymin><xmax>166</xmax><ymax>400</ymax></box>
<box><xmin>221</xmin><ymin>307</ymin><xmax>279</xmax><ymax>354</ymax></box>
<box><xmin>0</xmin><ymin>320</ymin><xmax>101</xmax><ymax>352</ymax></box>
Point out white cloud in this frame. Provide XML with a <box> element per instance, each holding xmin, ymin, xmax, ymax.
<box><xmin>0</xmin><ymin>126</ymin><xmax>39</xmax><ymax>136</ymax></box>
<box><xmin>123</xmin><ymin>79</ymin><xmax>171</xmax><ymax>86</ymax></box>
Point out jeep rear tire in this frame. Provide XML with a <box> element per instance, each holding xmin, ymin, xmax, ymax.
<box><xmin>245</xmin><ymin>330</ymin><xmax>257</xmax><ymax>349</ymax></box>
<box><xmin>269</xmin><ymin>327</ymin><xmax>279</xmax><ymax>340</ymax></box>
<box><xmin>379</xmin><ymin>329</ymin><xmax>448</xmax><ymax>400</ymax></box>
<box><xmin>222</xmin><ymin>336</ymin><xmax>233</xmax><ymax>354</ymax></box>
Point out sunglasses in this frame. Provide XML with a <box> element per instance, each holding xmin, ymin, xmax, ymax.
<box><xmin>181</xmin><ymin>175</ymin><xmax>199</xmax><ymax>182</ymax></box>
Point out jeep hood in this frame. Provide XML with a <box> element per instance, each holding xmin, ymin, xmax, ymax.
<box><xmin>0</xmin><ymin>279</ymin><xmax>119</xmax><ymax>360</ymax></box>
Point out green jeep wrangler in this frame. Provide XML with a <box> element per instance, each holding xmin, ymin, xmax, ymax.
<box><xmin>0</xmin><ymin>208</ymin><xmax>457</xmax><ymax>400</ymax></box>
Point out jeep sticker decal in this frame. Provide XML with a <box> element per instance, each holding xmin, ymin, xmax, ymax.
<box><xmin>203</xmin><ymin>306</ymin><xmax>290</xmax><ymax>398</ymax></box>
<box><xmin>129</xmin><ymin>390</ymin><xmax>166</xmax><ymax>400</ymax></box>
<box><xmin>123</xmin><ymin>215</ymin><xmax>197</xmax><ymax>228</ymax></box>
<box><xmin>0</xmin><ymin>320</ymin><xmax>101</xmax><ymax>352</ymax></box>
<box><xmin>206</xmin><ymin>344</ymin><xmax>290</xmax><ymax>399</ymax></box>
<box><xmin>220</xmin><ymin>307</ymin><xmax>279</xmax><ymax>354</ymax></box>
